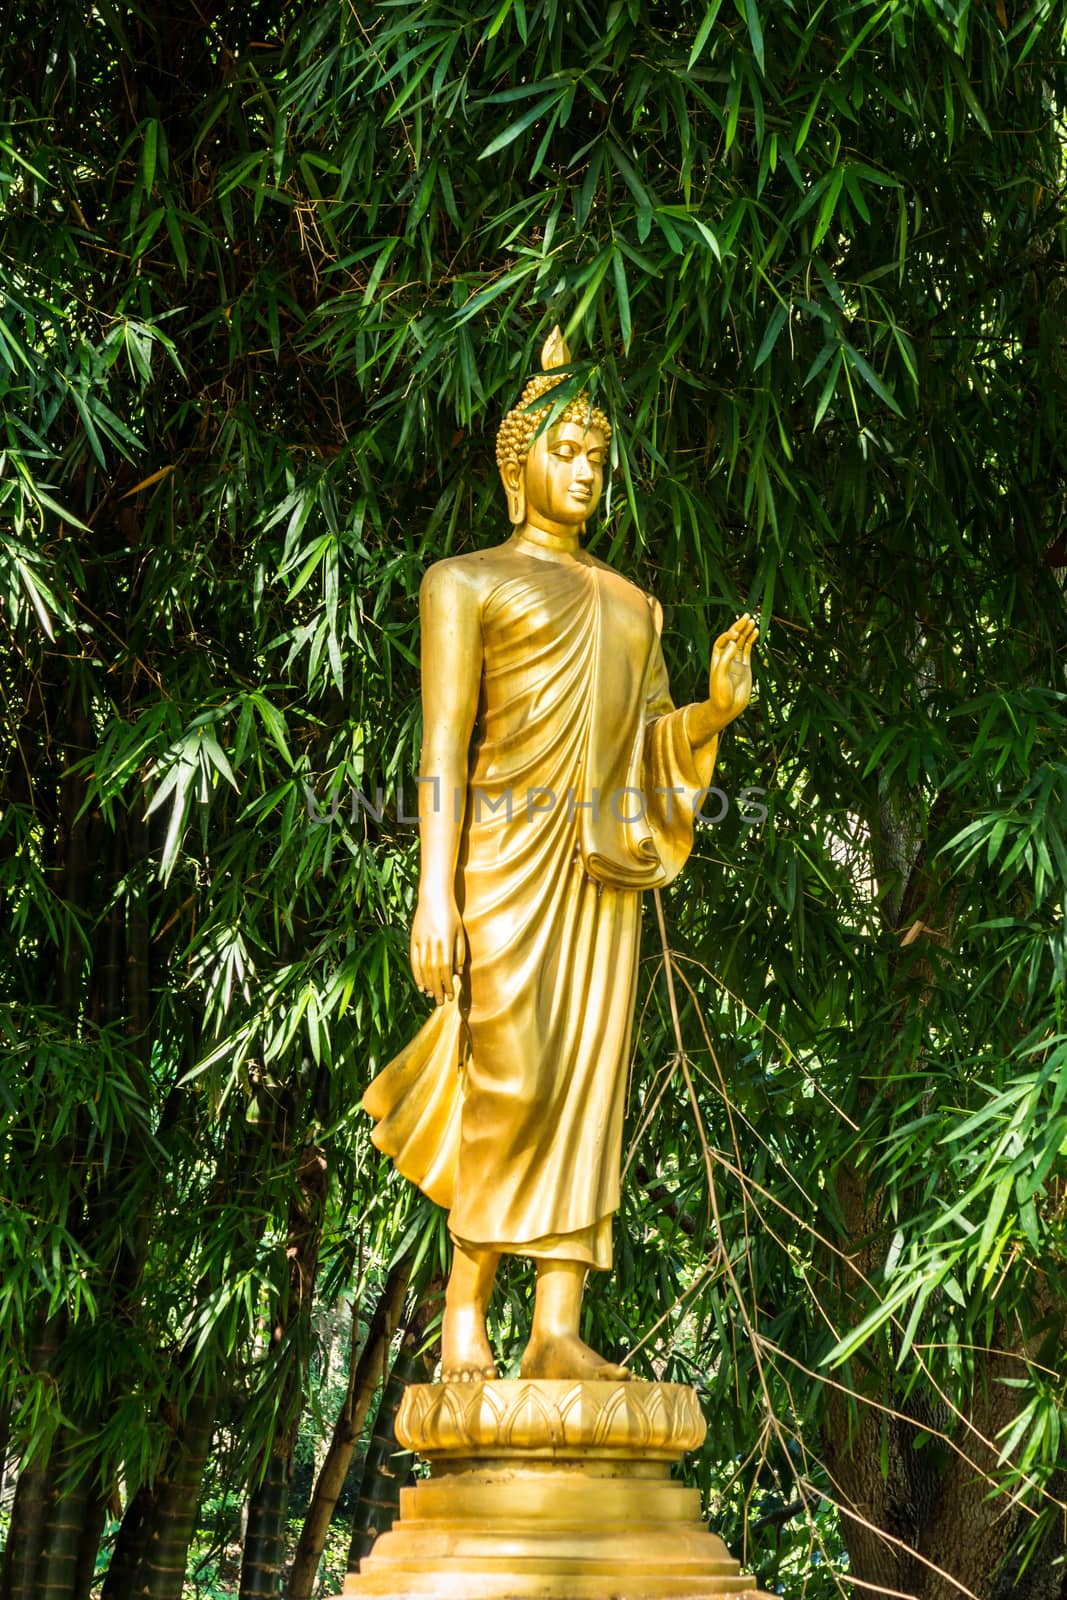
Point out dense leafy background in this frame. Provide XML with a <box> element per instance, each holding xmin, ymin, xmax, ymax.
<box><xmin>1</xmin><ymin>0</ymin><xmax>1065</xmax><ymax>1595</ymax></box>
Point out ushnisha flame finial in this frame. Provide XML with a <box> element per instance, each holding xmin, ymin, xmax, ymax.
<box><xmin>540</xmin><ymin>326</ymin><xmax>571</xmax><ymax>371</ymax></box>
<box><xmin>495</xmin><ymin>331</ymin><xmax>610</xmax><ymax>479</ymax></box>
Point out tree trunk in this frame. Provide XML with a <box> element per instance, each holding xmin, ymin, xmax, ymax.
<box><xmin>989</xmin><ymin>1472</ymin><xmax>1067</xmax><ymax>1600</ymax></box>
<box><xmin>824</xmin><ymin>793</ymin><xmax>1061</xmax><ymax>1599</ymax></box>
<box><xmin>918</xmin><ymin>1317</ymin><xmax>1064</xmax><ymax>1600</ymax></box>
<box><xmin>288</xmin><ymin>1255</ymin><xmax>413</xmax><ymax>1600</ymax></box>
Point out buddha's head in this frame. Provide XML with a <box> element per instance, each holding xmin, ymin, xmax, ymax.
<box><xmin>496</xmin><ymin>330</ymin><xmax>612</xmax><ymax>531</ymax></box>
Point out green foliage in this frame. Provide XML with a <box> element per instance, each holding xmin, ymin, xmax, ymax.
<box><xmin>1</xmin><ymin>0</ymin><xmax>1065</xmax><ymax>1594</ymax></box>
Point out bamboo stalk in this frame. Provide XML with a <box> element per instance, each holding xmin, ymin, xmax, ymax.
<box><xmin>99</xmin><ymin>1481</ymin><xmax>153</xmax><ymax>1600</ymax></box>
<box><xmin>1</xmin><ymin>1449</ymin><xmax>53</xmax><ymax>1600</ymax></box>
<box><xmin>73</xmin><ymin>1483</ymin><xmax>109</xmax><ymax>1600</ymax></box>
<box><xmin>238</xmin><ymin>1454</ymin><xmax>289</xmax><ymax>1600</ymax></box>
<box><xmin>345</xmin><ymin>1339</ymin><xmax>427</xmax><ymax>1573</ymax></box>
<box><xmin>35</xmin><ymin>1471</ymin><xmax>97</xmax><ymax>1600</ymax></box>
<box><xmin>132</xmin><ymin>1396</ymin><xmax>219</xmax><ymax>1600</ymax></box>
<box><xmin>1</xmin><ymin>1318</ymin><xmax>64</xmax><ymax>1600</ymax></box>
<box><xmin>288</xmin><ymin>1256</ymin><xmax>413</xmax><ymax>1600</ymax></box>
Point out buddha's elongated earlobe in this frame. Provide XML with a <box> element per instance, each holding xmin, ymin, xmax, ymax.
<box><xmin>501</xmin><ymin>461</ymin><xmax>525</xmax><ymax>526</ymax></box>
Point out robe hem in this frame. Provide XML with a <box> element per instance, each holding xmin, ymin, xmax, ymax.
<box><xmin>449</xmin><ymin>1215</ymin><xmax>613</xmax><ymax>1273</ymax></box>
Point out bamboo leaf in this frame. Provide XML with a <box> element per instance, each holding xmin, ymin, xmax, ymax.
<box><xmin>754</xmin><ymin>303</ymin><xmax>788</xmax><ymax>369</ymax></box>
<box><xmin>142</xmin><ymin>118</ymin><xmax>158</xmax><ymax>197</ymax></box>
<box><xmin>478</xmin><ymin>93</ymin><xmax>560</xmax><ymax>159</ymax></box>
<box><xmin>612</xmin><ymin>248</ymin><xmax>632</xmax><ymax>353</ymax></box>
<box><xmin>744</xmin><ymin>0</ymin><xmax>765</xmax><ymax>74</ymax></box>
<box><xmin>688</xmin><ymin>0</ymin><xmax>725</xmax><ymax>68</ymax></box>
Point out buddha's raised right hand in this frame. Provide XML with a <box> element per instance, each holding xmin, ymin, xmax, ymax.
<box><xmin>410</xmin><ymin>891</ymin><xmax>466</xmax><ymax>1006</ymax></box>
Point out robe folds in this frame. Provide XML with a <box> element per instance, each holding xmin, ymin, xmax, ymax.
<box><xmin>363</xmin><ymin>545</ymin><xmax>717</xmax><ymax>1271</ymax></box>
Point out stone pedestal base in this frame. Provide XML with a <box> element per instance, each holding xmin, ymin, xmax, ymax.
<box><xmin>337</xmin><ymin>1380</ymin><xmax>774</xmax><ymax>1599</ymax></box>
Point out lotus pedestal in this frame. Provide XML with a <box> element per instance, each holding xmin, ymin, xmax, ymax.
<box><xmin>336</xmin><ymin>1378</ymin><xmax>774</xmax><ymax>1599</ymax></box>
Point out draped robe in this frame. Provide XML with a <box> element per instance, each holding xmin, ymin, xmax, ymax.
<box><xmin>363</xmin><ymin>541</ymin><xmax>717</xmax><ymax>1270</ymax></box>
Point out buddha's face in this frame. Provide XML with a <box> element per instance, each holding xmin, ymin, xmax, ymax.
<box><xmin>525</xmin><ymin>420</ymin><xmax>608</xmax><ymax>526</ymax></box>
<box><xmin>503</xmin><ymin>420</ymin><xmax>609</xmax><ymax>533</ymax></box>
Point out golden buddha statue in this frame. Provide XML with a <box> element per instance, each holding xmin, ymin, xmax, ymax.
<box><xmin>363</xmin><ymin>330</ymin><xmax>756</xmax><ymax>1385</ymax></box>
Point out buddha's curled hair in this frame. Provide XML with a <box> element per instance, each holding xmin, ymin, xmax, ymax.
<box><xmin>495</xmin><ymin>372</ymin><xmax>612</xmax><ymax>470</ymax></box>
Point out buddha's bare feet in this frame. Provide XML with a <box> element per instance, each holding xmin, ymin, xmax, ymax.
<box><xmin>519</xmin><ymin>1332</ymin><xmax>631</xmax><ymax>1382</ymax></box>
<box><xmin>441</xmin><ymin>1304</ymin><xmax>497</xmax><ymax>1383</ymax></box>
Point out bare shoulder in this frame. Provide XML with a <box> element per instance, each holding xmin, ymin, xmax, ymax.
<box><xmin>421</xmin><ymin>542</ymin><xmax>537</xmax><ymax>606</ymax></box>
<box><xmin>420</xmin><ymin>546</ymin><xmax>518</xmax><ymax>606</ymax></box>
